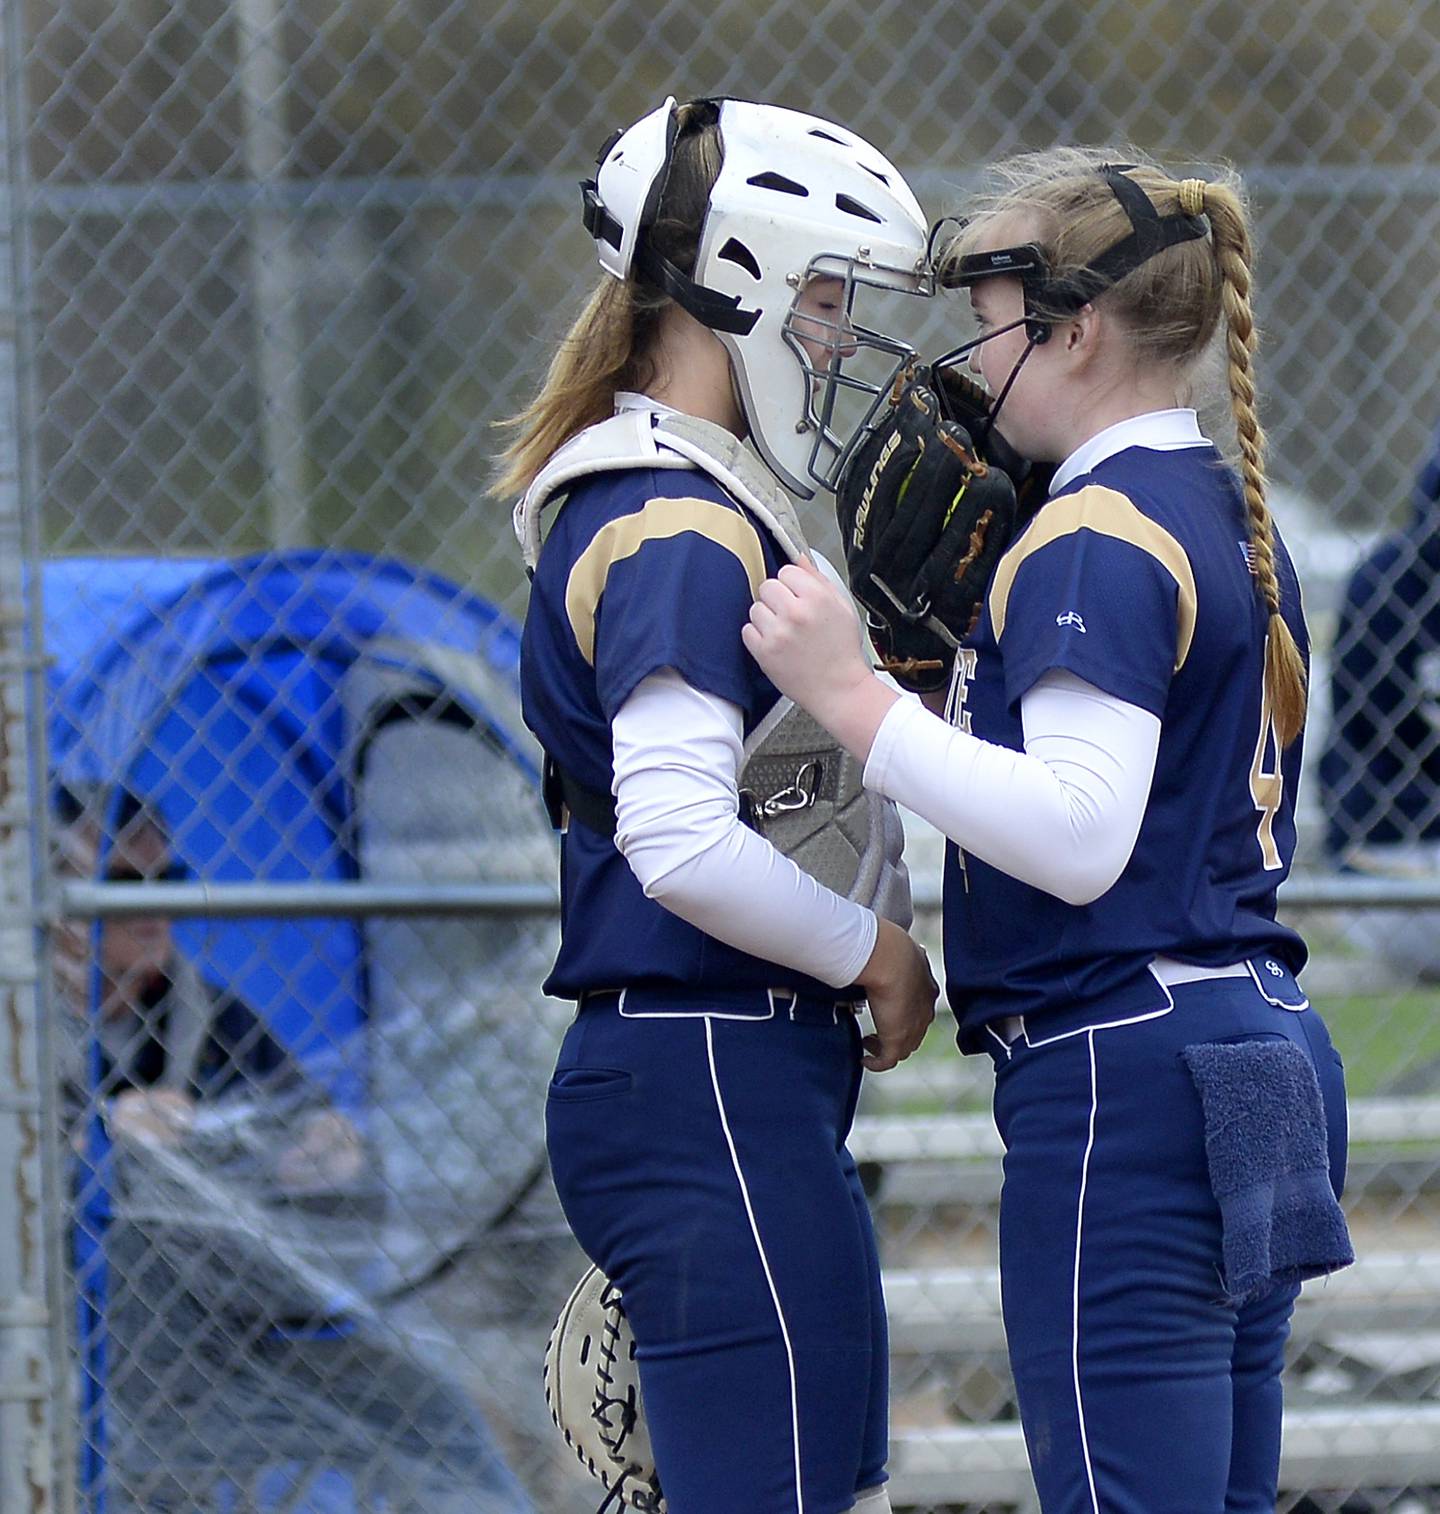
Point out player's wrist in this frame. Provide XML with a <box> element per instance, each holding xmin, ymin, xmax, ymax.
<box><xmin>811</xmin><ymin>666</ymin><xmax>899</xmax><ymax>766</ymax></box>
<box><xmin>856</xmin><ymin>916</ymin><xmax>913</xmax><ymax>994</ymax></box>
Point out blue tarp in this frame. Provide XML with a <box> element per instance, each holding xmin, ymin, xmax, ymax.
<box><xmin>46</xmin><ymin>551</ymin><xmax>545</xmax><ymax>1514</ymax></box>
<box><xmin>47</xmin><ymin>550</ymin><xmax>532</xmax><ymax>1101</ymax></box>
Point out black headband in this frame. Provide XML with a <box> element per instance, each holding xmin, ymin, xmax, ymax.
<box><xmin>1041</xmin><ymin>165</ymin><xmax>1208</xmax><ymax>316</ymax></box>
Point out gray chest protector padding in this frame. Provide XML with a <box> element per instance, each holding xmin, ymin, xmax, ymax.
<box><xmin>517</xmin><ymin>408</ymin><xmax>912</xmax><ymax>929</ymax></box>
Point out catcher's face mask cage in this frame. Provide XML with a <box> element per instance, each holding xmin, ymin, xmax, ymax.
<box><xmin>928</xmin><ymin>167</ymin><xmax>1209</xmax><ymax>443</ymax></box>
<box><xmin>581</xmin><ymin>97</ymin><xmax>932</xmax><ymax>499</ymax></box>
<box><xmin>777</xmin><ymin>254</ymin><xmax>935</xmax><ymax>497</ymax></box>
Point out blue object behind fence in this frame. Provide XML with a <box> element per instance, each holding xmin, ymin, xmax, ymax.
<box><xmin>46</xmin><ymin>551</ymin><xmax>539</xmax><ymax>1514</ymax></box>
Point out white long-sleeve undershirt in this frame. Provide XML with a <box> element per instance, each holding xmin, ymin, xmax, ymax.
<box><xmin>864</xmin><ymin>670</ymin><xmax>1162</xmax><ymax>906</ymax></box>
<box><xmin>610</xmin><ymin>668</ymin><xmax>879</xmax><ymax>989</ymax></box>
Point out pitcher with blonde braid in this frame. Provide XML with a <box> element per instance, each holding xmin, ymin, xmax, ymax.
<box><xmin>743</xmin><ymin>148</ymin><xmax>1353</xmax><ymax>1511</ymax></box>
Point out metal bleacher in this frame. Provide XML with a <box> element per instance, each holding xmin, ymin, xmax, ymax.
<box><xmin>857</xmin><ymin>1066</ymin><xmax>1440</xmax><ymax>1509</ymax></box>
<box><xmin>884</xmin><ymin>1406</ymin><xmax>1440</xmax><ymax>1508</ymax></box>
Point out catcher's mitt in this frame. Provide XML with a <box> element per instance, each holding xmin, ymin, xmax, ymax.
<box><xmin>544</xmin><ymin>1264</ymin><xmax>666</xmax><ymax>1513</ymax></box>
<box><xmin>835</xmin><ymin>365</ymin><xmax>1050</xmax><ymax>691</ymax></box>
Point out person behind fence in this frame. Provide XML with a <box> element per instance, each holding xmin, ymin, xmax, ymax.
<box><xmin>53</xmin><ymin>786</ymin><xmax>362</xmax><ymax>1186</ymax></box>
<box><xmin>54</xmin><ymin>784</ymin><xmax>538</xmax><ymax>1513</ymax></box>
<box><xmin>742</xmin><ymin>148</ymin><xmax>1353</xmax><ymax>1512</ymax></box>
<box><xmin>1318</xmin><ymin>419</ymin><xmax>1440</xmax><ymax>978</ymax></box>
<box><xmin>496</xmin><ymin>97</ymin><xmax>939</xmax><ymax>1513</ymax></box>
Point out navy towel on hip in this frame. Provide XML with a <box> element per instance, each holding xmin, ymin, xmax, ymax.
<box><xmin>1181</xmin><ymin>1038</ymin><xmax>1354</xmax><ymax>1306</ymax></box>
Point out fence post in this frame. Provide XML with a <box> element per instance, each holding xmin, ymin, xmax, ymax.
<box><xmin>0</xmin><ymin>7</ymin><xmax>59</xmax><ymax>1512</ymax></box>
<box><xmin>236</xmin><ymin>0</ymin><xmax>308</xmax><ymax>551</ymax></box>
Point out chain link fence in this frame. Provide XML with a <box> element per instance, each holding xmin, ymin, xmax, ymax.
<box><xmin>3</xmin><ymin>0</ymin><xmax>1440</xmax><ymax>1509</ymax></box>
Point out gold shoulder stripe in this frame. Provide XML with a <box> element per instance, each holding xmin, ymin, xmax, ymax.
<box><xmin>988</xmin><ymin>484</ymin><xmax>1198</xmax><ymax>671</ymax></box>
<box><xmin>565</xmin><ymin>496</ymin><xmax>768</xmax><ymax>665</ymax></box>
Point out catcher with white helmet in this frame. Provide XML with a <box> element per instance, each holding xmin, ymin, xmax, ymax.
<box><xmin>496</xmin><ymin>98</ymin><xmax>939</xmax><ymax>1512</ymax></box>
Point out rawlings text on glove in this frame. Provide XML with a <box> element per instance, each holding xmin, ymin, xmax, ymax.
<box><xmin>836</xmin><ymin>368</ymin><xmax>1041</xmax><ymax>692</ymax></box>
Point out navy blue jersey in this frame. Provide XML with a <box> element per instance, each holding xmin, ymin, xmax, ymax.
<box><xmin>521</xmin><ymin>465</ymin><xmax>838</xmax><ymax>1000</ymax></box>
<box><xmin>942</xmin><ymin>444</ymin><xmax>1309</xmax><ymax>1048</ymax></box>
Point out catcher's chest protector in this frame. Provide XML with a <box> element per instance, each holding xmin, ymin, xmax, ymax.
<box><xmin>517</xmin><ymin>408</ymin><xmax>912</xmax><ymax>926</ymax></box>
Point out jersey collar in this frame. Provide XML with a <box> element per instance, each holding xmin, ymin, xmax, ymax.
<box><xmin>615</xmin><ymin>390</ymin><xmax>683</xmax><ymax>418</ymax></box>
<box><xmin>1050</xmin><ymin>408</ymin><xmax>1210</xmax><ymax>496</ymax></box>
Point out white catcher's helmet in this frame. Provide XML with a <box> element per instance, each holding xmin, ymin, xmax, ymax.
<box><xmin>581</xmin><ymin>98</ymin><xmax>931</xmax><ymax>498</ymax></box>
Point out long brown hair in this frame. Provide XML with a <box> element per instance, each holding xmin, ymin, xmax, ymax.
<box><xmin>490</xmin><ymin>102</ymin><xmax>724</xmax><ymax>499</ymax></box>
<box><xmin>949</xmin><ymin>148</ymin><xmax>1306</xmax><ymax>746</ymax></box>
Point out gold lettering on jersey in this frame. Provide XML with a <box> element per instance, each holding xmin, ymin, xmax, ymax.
<box><xmin>944</xmin><ymin>646</ymin><xmax>978</xmax><ymax>733</ymax></box>
<box><xmin>1250</xmin><ymin>638</ymin><xmax>1285</xmax><ymax>870</ymax></box>
<box><xmin>987</xmin><ymin>485</ymin><xmax>1198</xmax><ymax>671</ymax></box>
<box><xmin>565</xmin><ymin>497</ymin><xmax>767</xmax><ymax>664</ymax></box>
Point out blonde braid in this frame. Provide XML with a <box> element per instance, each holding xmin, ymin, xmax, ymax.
<box><xmin>1203</xmin><ymin>181</ymin><xmax>1307</xmax><ymax>747</ymax></box>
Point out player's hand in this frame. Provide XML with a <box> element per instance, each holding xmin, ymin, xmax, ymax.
<box><xmin>743</xmin><ymin>560</ymin><xmax>899</xmax><ymax>760</ymax></box>
<box><xmin>744</xmin><ymin>560</ymin><xmax>868</xmax><ymax>711</ymax></box>
<box><xmin>856</xmin><ymin>918</ymin><xmax>938</xmax><ymax>1072</ymax></box>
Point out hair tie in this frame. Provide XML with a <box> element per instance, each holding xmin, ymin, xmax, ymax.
<box><xmin>1178</xmin><ymin>178</ymin><xmax>1207</xmax><ymax>217</ymax></box>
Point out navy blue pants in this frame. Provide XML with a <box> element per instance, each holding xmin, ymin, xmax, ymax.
<box><xmin>985</xmin><ymin>970</ymin><xmax>1348</xmax><ymax>1513</ymax></box>
<box><xmin>545</xmin><ymin>989</ymin><xmax>888</xmax><ymax>1514</ymax></box>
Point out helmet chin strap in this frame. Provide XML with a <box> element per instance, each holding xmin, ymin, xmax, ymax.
<box><xmin>979</xmin><ymin>327</ymin><xmax>1043</xmax><ymax>448</ymax></box>
<box><xmin>932</xmin><ymin>316</ymin><xmax>1042</xmax><ymax>450</ymax></box>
